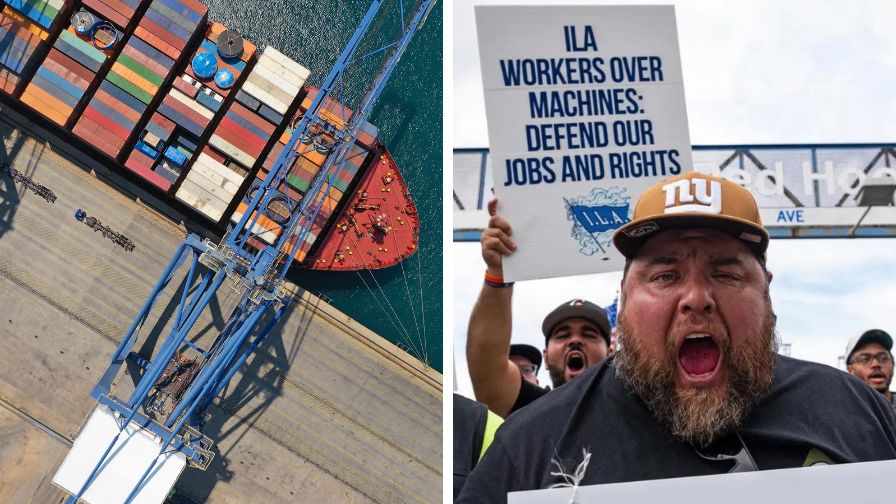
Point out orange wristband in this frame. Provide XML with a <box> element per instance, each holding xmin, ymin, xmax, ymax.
<box><xmin>484</xmin><ymin>272</ymin><xmax>514</xmax><ymax>288</ymax></box>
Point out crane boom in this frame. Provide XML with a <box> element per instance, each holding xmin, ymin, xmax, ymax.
<box><xmin>56</xmin><ymin>1</ymin><xmax>436</xmax><ymax>502</ymax></box>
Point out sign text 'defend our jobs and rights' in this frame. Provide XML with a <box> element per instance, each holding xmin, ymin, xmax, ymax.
<box><xmin>476</xmin><ymin>5</ymin><xmax>692</xmax><ymax>281</ymax></box>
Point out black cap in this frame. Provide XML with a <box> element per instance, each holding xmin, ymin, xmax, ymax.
<box><xmin>541</xmin><ymin>299</ymin><xmax>610</xmax><ymax>345</ymax></box>
<box><xmin>509</xmin><ymin>343</ymin><xmax>542</xmax><ymax>370</ymax></box>
<box><xmin>846</xmin><ymin>329</ymin><xmax>893</xmax><ymax>362</ymax></box>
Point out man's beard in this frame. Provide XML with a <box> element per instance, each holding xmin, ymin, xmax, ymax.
<box><xmin>547</xmin><ymin>365</ymin><xmax>566</xmax><ymax>389</ymax></box>
<box><xmin>614</xmin><ymin>303</ymin><xmax>778</xmax><ymax>448</ymax></box>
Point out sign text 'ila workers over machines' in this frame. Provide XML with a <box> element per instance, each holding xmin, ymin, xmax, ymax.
<box><xmin>476</xmin><ymin>6</ymin><xmax>693</xmax><ymax>281</ymax></box>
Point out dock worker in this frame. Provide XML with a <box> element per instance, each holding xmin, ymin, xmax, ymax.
<box><xmin>846</xmin><ymin>329</ymin><xmax>896</xmax><ymax>413</ymax></box>
<box><xmin>466</xmin><ymin>199</ymin><xmax>611</xmax><ymax>418</ymax></box>
<box><xmin>457</xmin><ymin>172</ymin><xmax>896</xmax><ymax>501</ymax></box>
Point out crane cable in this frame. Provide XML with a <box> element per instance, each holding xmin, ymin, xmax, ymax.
<box><xmin>415</xmin><ymin>238</ymin><xmax>427</xmax><ymax>364</ymax></box>
<box><xmin>390</xmin><ymin>229</ymin><xmax>424</xmax><ymax>361</ymax></box>
<box><xmin>345</xmin><ymin>231</ymin><xmax>424</xmax><ymax>360</ymax></box>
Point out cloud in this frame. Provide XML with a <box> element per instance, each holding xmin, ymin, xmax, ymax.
<box><xmin>452</xmin><ymin>0</ymin><xmax>896</xmax><ymax>394</ymax></box>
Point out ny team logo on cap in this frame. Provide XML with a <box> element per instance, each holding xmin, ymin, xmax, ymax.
<box><xmin>662</xmin><ymin>178</ymin><xmax>722</xmax><ymax>215</ymax></box>
<box><xmin>612</xmin><ymin>171</ymin><xmax>770</xmax><ymax>259</ymax></box>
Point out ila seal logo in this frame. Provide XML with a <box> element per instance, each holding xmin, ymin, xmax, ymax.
<box><xmin>565</xmin><ymin>187</ymin><xmax>631</xmax><ymax>259</ymax></box>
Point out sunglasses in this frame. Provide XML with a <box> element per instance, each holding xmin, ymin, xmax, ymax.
<box><xmin>692</xmin><ymin>431</ymin><xmax>758</xmax><ymax>473</ymax></box>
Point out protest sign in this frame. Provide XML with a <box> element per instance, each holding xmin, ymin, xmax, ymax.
<box><xmin>475</xmin><ymin>5</ymin><xmax>692</xmax><ymax>281</ymax></box>
<box><xmin>508</xmin><ymin>459</ymin><xmax>896</xmax><ymax>504</ymax></box>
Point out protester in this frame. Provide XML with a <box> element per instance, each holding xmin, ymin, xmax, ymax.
<box><xmin>457</xmin><ymin>172</ymin><xmax>896</xmax><ymax>501</ymax></box>
<box><xmin>466</xmin><ymin>199</ymin><xmax>611</xmax><ymax>417</ymax></box>
<box><xmin>846</xmin><ymin>329</ymin><xmax>896</xmax><ymax>413</ymax></box>
<box><xmin>453</xmin><ymin>394</ymin><xmax>503</xmax><ymax>499</ymax></box>
<box><xmin>509</xmin><ymin>343</ymin><xmax>543</xmax><ymax>386</ymax></box>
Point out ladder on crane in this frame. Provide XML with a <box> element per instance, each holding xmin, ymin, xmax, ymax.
<box><xmin>53</xmin><ymin>1</ymin><xmax>436</xmax><ymax>502</ymax></box>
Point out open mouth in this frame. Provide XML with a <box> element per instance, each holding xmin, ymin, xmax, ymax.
<box><xmin>565</xmin><ymin>351</ymin><xmax>587</xmax><ymax>375</ymax></box>
<box><xmin>678</xmin><ymin>333</ymin><xmax>721</xmax><ymax>379</ymax></box>
<box><xmin>868</xmin><ymin>371</ymin><xmax>888</xmax><ymax>383</ymax></box>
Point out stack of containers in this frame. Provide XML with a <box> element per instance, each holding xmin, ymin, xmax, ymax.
<box><xmin>262</xmin><ymin>88</ymin><xmax>362</xmax><ymax>262</ymax></box>
<box><xmin>21</xmin><ymin>11</ymin><xmax>120</xmax><ymax>126</ymax></box>
<box><xmin>4</xmin><ymin>0</ymin><xmax>64</xmax><ymax>30</ymax></box>
<box><xmin>180</xmin><ymin>46</ymin><xmax>308</xmax><ymax>223</ymax></box>
<box><xmin>274</xmin><ymin>88</ymin><xmax>348</xmax><ymax>198</ymax></box>
<box><xmin>73</xmin><ymin>0</ymin><xmax>206</xmax><ymax>162</ymax></box>
<box><xmin>174</xmin><ymin>144</ymin><xmax>245</xmax><ymax>222</ymax></box>
<box><xmin>288</xmin><ymin>137</ymin><xmax>374</xmax><ymax>262</ymax></box>
<box><xmin>0</xmin><ymin>4</ymin><xmax>55</xmax><ymax>94</ymax></box>
<box><xmin>127</xmin><ymin>22</ymin><xmax>254</xmax><ymax>192</ymax></box>
<box><xmin>241</xmin><ymin>109</ymin><xmax>373</xmax><ymax>264</ymax></box>
<box><xmin>283</xmin><ymin>178</ymin><xmax>341</xmax><ymax>263</ymax></box>
<box><xmin>80</xmin><ymin>0</ymin><xmax>136</xmax><ymax>29</ymax></box>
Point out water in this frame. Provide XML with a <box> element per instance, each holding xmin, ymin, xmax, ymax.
<box><xmin>203</xmin><ymin>0</ymin><xmax>443</xmax><ymax>371</ymax></box>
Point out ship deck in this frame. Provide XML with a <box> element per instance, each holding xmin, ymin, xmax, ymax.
<box><xmin>307</xmin><ymin>147</ymin><xmax>420</xmax><ymax>270</ymax></box>
<box><xmin>0</xmin><ymin>105</ymin><xmax>441</xmax><ymax>502</ymax></box>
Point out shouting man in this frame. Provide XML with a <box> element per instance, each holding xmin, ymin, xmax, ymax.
<box><xmin>467</xmin><ymin>200</ymin><xmax>611</xmax><ymax>417</ymax></box>
<box><xmin>457</xmin><ymin>172</ymin><xmax>896</xmax><ymax>501</ymax></box>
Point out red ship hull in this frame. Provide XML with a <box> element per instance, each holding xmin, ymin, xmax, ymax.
<box><xmin>303</xmin><ymin>146</ymin><xmax>419</xmax><ymax>270</ymax></box>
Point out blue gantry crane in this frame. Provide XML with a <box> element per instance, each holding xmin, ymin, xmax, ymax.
<box><xmin>59</xmin><ymin>1</ymin><xmax>436</xmax><ymax>502</ymax></box>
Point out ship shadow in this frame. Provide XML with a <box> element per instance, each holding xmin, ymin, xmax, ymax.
<box><xmin>374</xmin><ymin>87</ymin><xmax>416</xmax><ymax>152</ymax></box>
<box><xmin>173</xmin><ymin>293</ymin><xmax>325</xmax><ymax>502</ymax></box>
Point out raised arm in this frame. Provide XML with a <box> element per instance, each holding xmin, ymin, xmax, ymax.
<box><xmin>467</xmin><ymin>199</ymin><xmax>522</xmax><ymax>417</ymax></box>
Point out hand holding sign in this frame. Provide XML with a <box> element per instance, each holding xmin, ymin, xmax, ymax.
<box><xmin>480</xmin><ymin>198</ymin><xmax>517</xmax><ymax>277</ymax></box>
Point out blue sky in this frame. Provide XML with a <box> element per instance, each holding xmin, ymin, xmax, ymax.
<box><xmin>450</xmin><ymin>0</ymin><xmax>896</xmax><ymax>394</ymax></box>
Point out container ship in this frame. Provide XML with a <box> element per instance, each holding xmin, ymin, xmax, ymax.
<box><xmin>0</xmin><ymin>0</ymin><xmax>420</xmax><ymax>270</ymax></box>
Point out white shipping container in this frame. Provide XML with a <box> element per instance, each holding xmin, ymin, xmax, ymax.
<box><xmin>194</xmin><ymin>152</ymin><xmax>246</xmax><ymax>186</ymax></box>
<box><xmin>243</xmin><ymin>76</ymin><xmax>293</xmax><ymax>111</ymax></box>
<box><xmin>240</xmin><ymin>81</ymin><xmax>289</xmax><ymax>115</ymax></box>
<box><xmin>261</xmin><ymin>47</ymin><xmax>311</xmax><ymax>82</ymax></box>
<box><xmin>185</xmin><ymin>166</ymin><xmax>238</xmax><ymax>202</ymax></box>
<box><xmin>253</xmin><ymin>61</ymin><xmax>303</xmax><ymax>94</ymax></box>
<box><xmin>176</xmin><ymin>181</ymin><xmax>228</xmax><ymax>221</ymax></box>
<box><xmin>45</xmin><ymin>0</ymin><xmax>65</xmax><ymax>12</ymax></box>
<box><xmin>208</xmin><ymin>134</ymin><xmax>257</xmax><ymax>167</ymax></box>
<box><xmin>170</xmin><ymin>89</ymin><xmax>214</xmax><ymax>120</ymax></box>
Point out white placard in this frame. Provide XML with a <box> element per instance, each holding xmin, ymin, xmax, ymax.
<box><xmin>509</xmin><ymin>459</ymin><xmax>896</xmax><ymax>504</ymax></box>
<box><xmin>476</xmin><ymin>5</ymin><xmax>693</xmax><ymax>281</ymax></box>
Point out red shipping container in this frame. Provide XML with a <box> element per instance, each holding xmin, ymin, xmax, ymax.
<box><xmin>82</xmin><ymin>0</ymin><xmax>129</xmax><ymax>28</ymax></box>
<box><xmin>121</xmin><ymin>43</ymin><xmax>169</xmax><ymax>78</ymax></box>
<box><xmin>82</xmin><ymin>105</ymin><xmax>132</xmax><ymax>139</ymax></box>
<box><xmin>134</xmin><ymin>26</ymin><xmax>179</xmax><ymax>60</ymax></box>
<box><xmin>217</xmin><ymin>116</ymin><xmax>267</xmax><ymax>151</ymax></box>
<box><xmin>125</xmin><ymin>155</ymin><xmax>171</xmax><ymax>190</ymax></box>
<box><xmin>213</xmin><ymin>120</ymin><xmax>263</xmax><ymax>157</ymax></box>
<box><xmin>171</xmin><ymin>75</ymin><xmax>198</xmax><ymax>98</ymax></box>
<box><xmin>162</xmin><ymin>93</ymin><xmax>208</xmax><ymax>126</ymax></box>
<box><xmin>46</xmin><ymin>48</ymin><xmax>95</xmax><ymax>83</ymax></box>
<box><xmin>202</xmin><ymin>145</ymin><xmax>226</xmax><ymax>163</ymax></box>
<box><xmin>73</xmin><ymin>121</ymin><xmax>122</xmax><ymax>158</ymax></box>
<box><xmin>93</xmin><ymin>89</ymin><xmax>143</xmax><ymax>123</ymax></box>
<box><xmin>229</xmin><ymin>102</ymin><xmax>276</xmax><ymax>134</ymax></box>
